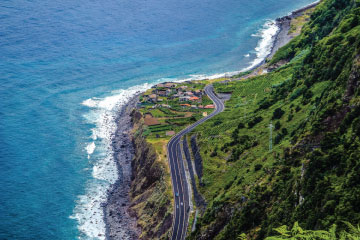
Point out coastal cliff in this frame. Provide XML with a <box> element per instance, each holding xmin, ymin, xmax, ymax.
<box><xmin>105</xmin><ymin>1</ymin><xmax>360</xmax><ymax>239</ymax></box>
<box><xmin>129</xmin><ymin>110</ymin><xmax>173</xmax><ymax>239</ymax></box>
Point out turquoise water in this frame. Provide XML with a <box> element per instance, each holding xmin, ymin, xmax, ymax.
<box><xmin>0</xmin><ymin>0</ymin><xmax>315</xmax><ymax>239</ymax></box>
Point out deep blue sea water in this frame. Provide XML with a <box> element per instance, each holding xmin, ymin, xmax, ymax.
<box><xmin>0</xmin><ymin>0</ymin><xmax>316</xmax><ymax>239</ymax></box>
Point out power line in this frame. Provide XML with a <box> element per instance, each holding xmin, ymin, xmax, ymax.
<box><xmin>269</xmin><ymin>122</ymin><xmax>273</xmax><ymax>152</ymax></box>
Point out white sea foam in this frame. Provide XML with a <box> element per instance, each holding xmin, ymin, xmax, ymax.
<box><xmin>82</xmin><ymin>98</ymin><xmax>98</xmax><ymax>108</ymax></box>
<box><xmin>86</xmin><ymin>142</ymin><xmax>96</xmax><ymax>159</ymax></box>
<box><xmin>155</xmin><ymin>21</ymin><xmax>280</xmax><ymax>82</ymax></box>
<box><xmin>71</xmin><ymin>83</ymin><xmax>150</xmax><ymax>240</ymax></box>
<box><xmin>245</xmin><ymin>20</ymin><xmax>279</xmax><ymax>71</ymax></box>
<box><xmin>72</xmin><ymin>16</ymin><xmax>282</xmax><ymax>240</ymax></box>
<box><xmin>90</xmin><ymin>128</ymin><xmax>97</xmax><ymax>140</ymax></box>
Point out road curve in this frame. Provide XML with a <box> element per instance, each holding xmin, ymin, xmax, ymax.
<box><xmin>167</xmin><ymin>85</ymin><xmax>225</xmax><ymax>240</ymax></box>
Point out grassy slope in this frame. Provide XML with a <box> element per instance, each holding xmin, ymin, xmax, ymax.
<box><xmin>188</xmin><ymin>0</ymin><xmax>360</xmax><ymax>239</ymax></box>
<box><xmin>289</xmin><ymin>8</ymin><xmax>316</xmax><ymax>36</ymax></box>
<box><xmin>132</xmin><ymin>80</ymin><xmax>221</xmax><ymax>239</ymax></box>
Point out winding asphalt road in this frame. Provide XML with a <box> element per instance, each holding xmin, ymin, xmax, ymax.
<box><xmin>167</xmin><ymin>85</ymin><xmax>225</xmax><ymax>240</ymax></box>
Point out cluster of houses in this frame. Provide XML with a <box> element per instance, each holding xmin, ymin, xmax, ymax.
<box><xmin>179</xmin><ymin>104</ymin><xmax>215</xmax><ymax>109</ymax></box>
<box><xmin>142</xmin><ymin>82</ymin><xmax>204</xmax><ymax>104</ymax></box>
<box><xmin>140</xmin><ymin>82</ymin><xmax>218</xmax><ymax>138</ymax></box>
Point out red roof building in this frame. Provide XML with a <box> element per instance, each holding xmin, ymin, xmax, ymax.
<box><xmin>180</xmin><ymin>104</ymin><xmax>191</xmax><ymax>107</ymax></box>
<box><xmin>189</xmin><ymin>96</ymin><xmax>200</xmax><ymax>101</ymax></box>
<box><xmin>204</xmin><ymin>105</ymin><xmax>215</xmax><ymax>109</ymax></box>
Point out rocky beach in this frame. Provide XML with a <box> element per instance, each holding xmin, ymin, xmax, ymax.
<box><xmin>2</xmin><ymin>0</ymin><xmax>346</xmax><ymax>239</ymax></box>
<box><xmin>269</xmin><ymin>1</ymin><xmax>320</xmax><ymax>58</ymax></box>
<box><xmin>104</xmin><ymin>95</ymin><xmax>141</xmax><ymax>240</ymax></box>
<box><xmin>102</xmin><ymin>2</ymin><xmax>321</xmax><ymax>239</ymax></box>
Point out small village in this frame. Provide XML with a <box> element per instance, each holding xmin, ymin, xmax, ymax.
<box><xmin>137</xmin><ymin>81</ymin><xmax>216</xmax><ymax>138</ymax></box>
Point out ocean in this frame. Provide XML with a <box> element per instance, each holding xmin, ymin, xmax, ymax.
<box><xmin>0</xmin><ymin>0</ymin><xmax>315</xmax><ymax>239</ymax></box>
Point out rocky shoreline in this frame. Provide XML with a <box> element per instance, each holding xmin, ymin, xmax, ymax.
<box><xmin>269</xmin><ymin>1</ymin><xmax>320</xmax><ymax>59</ymax></box>
<box><xmin>102</xmin><ymin>2</ymin><xmax>321</xmax><ymax>239</ymax></box>
<box><xmin>103</xmin><ymin>95</ymin><xmax>141</xmax><ymax>240</ymax></box>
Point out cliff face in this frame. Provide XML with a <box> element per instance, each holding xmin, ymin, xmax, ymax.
<box><xmin>129</xmin><ymin>110</ymin><xmax>173</xmax><ymax>240</ymax></box>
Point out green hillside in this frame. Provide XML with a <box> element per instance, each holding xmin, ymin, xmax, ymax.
<box><xmin>188</xmin><ymin>0</ymin><xmax>360</xmax><ymax>239</ymax></box>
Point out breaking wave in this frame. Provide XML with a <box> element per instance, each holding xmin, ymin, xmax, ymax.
<box><xmin>70</xmin><ymin>83</ymin><xmax>150</xmax><ymax>240</ymax></box>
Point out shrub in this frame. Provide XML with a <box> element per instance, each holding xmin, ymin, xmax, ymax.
<box><xmin>213</xmin><ymin>120</ymin><xmax>223</xmax><ymax>126</ymax></box>
<box><xmin>275</xmin><ymin>121</ymin><xmax>281</xmax><ymax>130</ymax></box>
<box><xmin>258</xmin><ymin>98</ymin><xmax>273</xmax><ymax>110</ymax></box>
<box><xmin>302</xmin><ymin>90</ymin><xmax>313</xmax><ymax>104</ymax></box>
<box><xmin>272</xmin><ymin>108</ymin><xmax>285</xmax><ymax>120</ymax></box>
<box><xmin>265</xmin><ymin>221</ymin><xmax>360</xmax><ymax>240</ymax></box>
<box><xmin>248</xmin><ymin>116</ymin><xmax>264</xmax><ymax>128</ymax></box>
<box><xmin>281</xmin><ymin>128</ymin><xmax>288</xmax><ymax>135</ymax></box>
<box><xmin>224</xmin><ymin>180</ymin><xmax>233</xmax><ymax>190</ymax></box>
<box><xmin>290</xmin><ymin>87</ymin><xmax>305</xmax><ymax>100</ymax></box>
<box><xmin>210</xmin><ymin>150</ymin><xmax>217</xmax><ymax>157</ymax></box>
<box><xmin>254</xmin><ymin>164</ymin><xmax>263</xmax><ymax>171</ymax></box>
<box><xmin>229</xmin><ymin>148</ymin><xmax>242</xmax><ymax>162</ymax></box>
<box><xmin>287</xmin><ymin>114</ymin><xmax>294</xmax><ymax>122</ymax></box>
<box><xmin>274</xmin><ymin>134</ymin><xmax>284</xmax><ymax>144</ymax></box>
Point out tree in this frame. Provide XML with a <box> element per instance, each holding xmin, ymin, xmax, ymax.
<box><xmin>275</xmin><ymin>121</ymin><xmax>281</xmax><ymax>130</ymax></box>
<box><xmin>281</xmin><ymin>128</ymin><xmax>288</xmax><ymax>135</ymax></box>
<box><xmin>265</xmin><ymin>221</ymin><xmax>360</xmax><ymax>240</ymax></box>
<box><xmin>272</xmin><ymin>108</ymin><xmax>285</xmax><ymax>120</ymax></box>
<box><xmin>248</xmin><ymin>116</ymin><xmax>264</xmax><ymax>128</ymax></box>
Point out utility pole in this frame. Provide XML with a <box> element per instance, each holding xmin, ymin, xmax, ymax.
<box><xmin>269</xmin><ymin>121</ymin><xmax>273</xmax><ymax>152</ymax></box>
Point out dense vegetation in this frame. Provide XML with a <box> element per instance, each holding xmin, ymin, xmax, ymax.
<box><xmin>264</xmin><ymin>221</ymin><xmax>360</xmax><ymax>240</ymax></box>
<box><xmin>187</xmin><ymin>0</ymin><xmax>360</xmax><ymax>239</ymax></box>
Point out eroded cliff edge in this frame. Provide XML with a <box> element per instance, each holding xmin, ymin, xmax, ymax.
<box><xmin>129</xmin><ymin>110</ymin><xmax>173</xmax><ymax>240</ymax></box>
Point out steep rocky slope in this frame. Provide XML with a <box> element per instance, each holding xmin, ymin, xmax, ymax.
<box><xmin>129</xmin><ymin>110</ymin><xmax>173</xmax><ymax>239</ymax></box>
<box><xmin>188</xmin><ymin>0</ymin><xmax>360</xmax><ymax>239</ymax></box>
